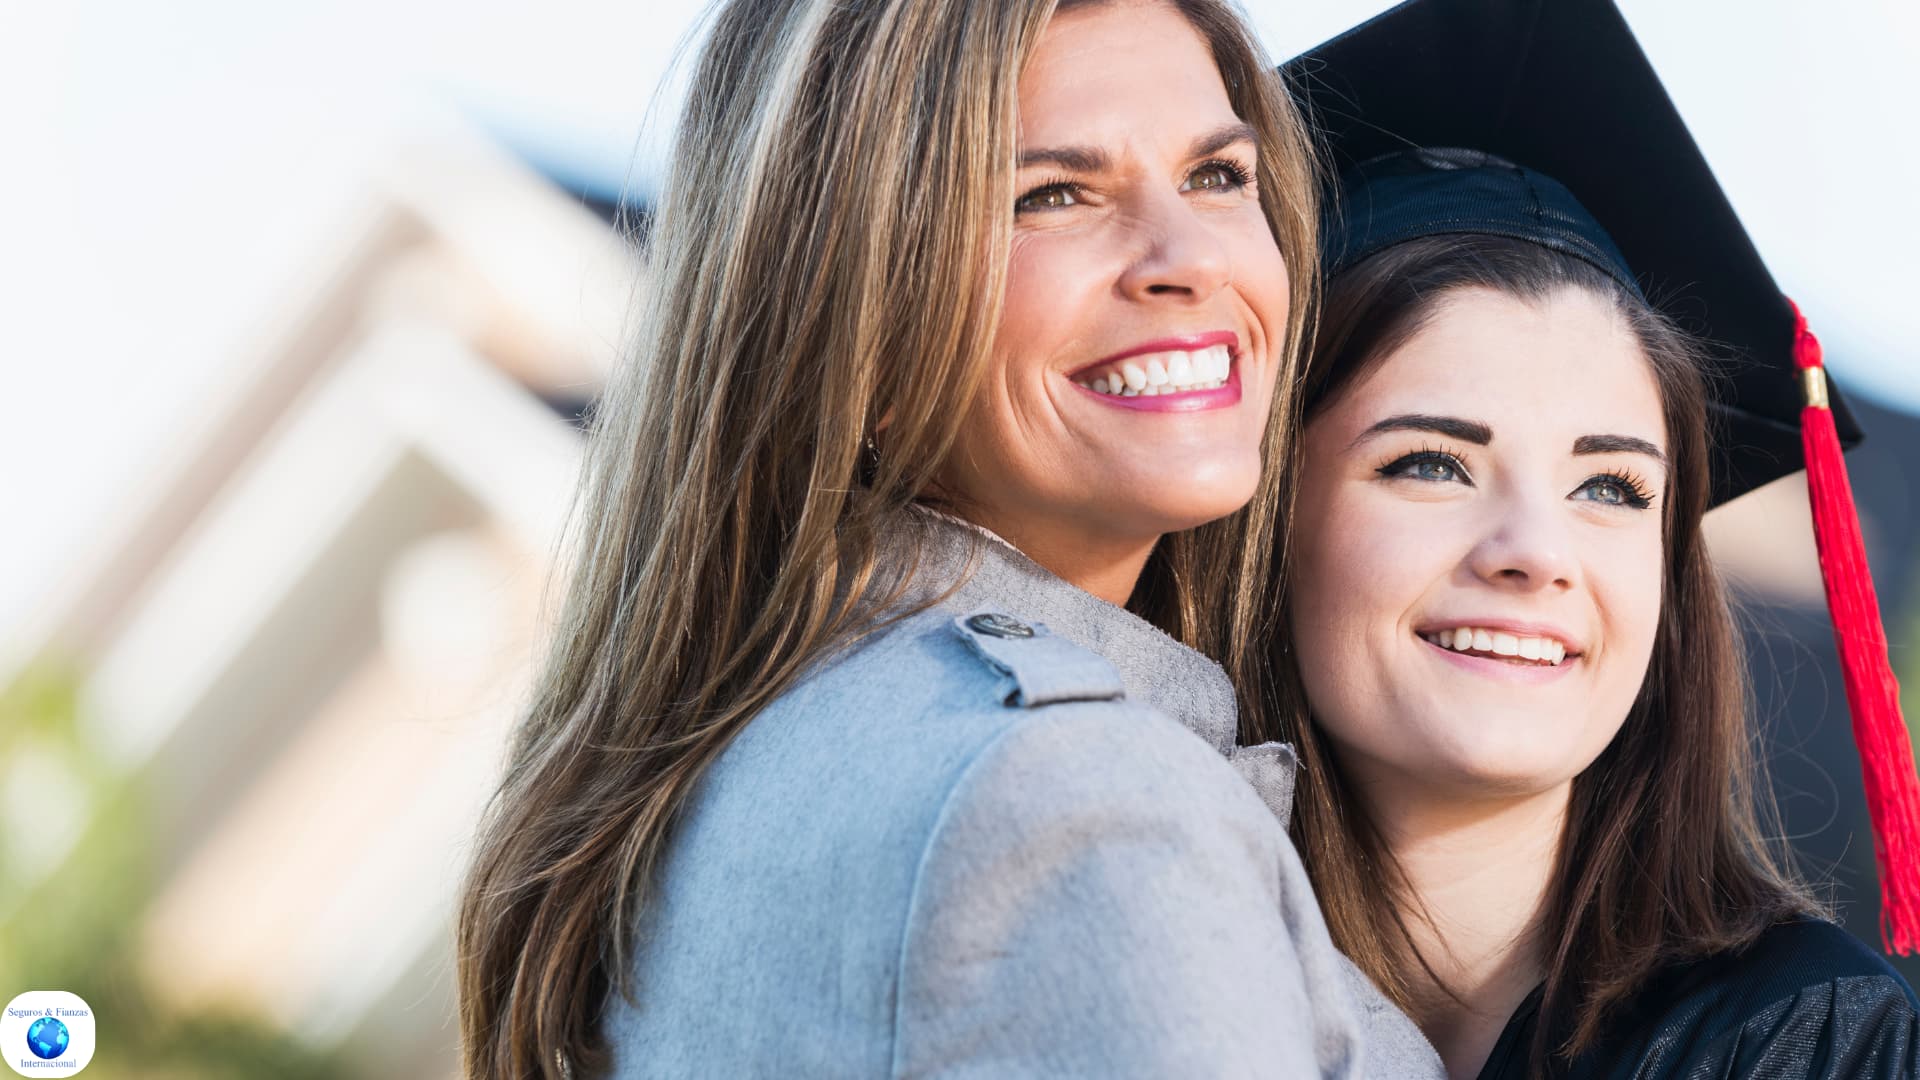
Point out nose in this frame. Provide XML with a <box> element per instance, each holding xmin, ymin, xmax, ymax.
<box><xmin>1116</xmin><ymin>188</ymin><xmax>1233</xmax><ymax>303</ymax></box>
<box><xmin>1465</xmin><ymin>491</ymin><xmax>1580</xmax><ymax>594</ymax></box>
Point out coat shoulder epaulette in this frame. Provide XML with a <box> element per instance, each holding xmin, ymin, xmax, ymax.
<box><xmin>946</xmin><ymin>610</ymin><xmax>1127</xmax><ymax>709</ymax></box>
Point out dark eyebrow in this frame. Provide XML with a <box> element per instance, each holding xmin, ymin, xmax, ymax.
<box><xmin>1348</xmin><ymin>413</ymin><xmax>1493</xmax><ymax>450</ymax></box>
<box><xmin>1015</xmin><ymin>122</ymin><xmax>1258</xmax><ymax>174</ymax></box>
<box><xmin>1188</xmin><ymin>121</ymin><xmax>1258</xmax><ymax>160</ymax></box>
<box><xmin>1573</xmin><ymin>434</ymin><xmax>1667</xmax><ymax>465</ymax></box>
<box><xmin>1018</xmin><ymin>143</ymin><xmax>1110</xmax><ymax>173</ymax></box>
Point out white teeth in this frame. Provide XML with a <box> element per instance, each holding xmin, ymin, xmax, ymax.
<box><xmin>1205</xmin><ymin>344</ymin><xmax>1230</xmax><ymax>381</ymax></box>
<box><xmin>1078</xmin><ymin>346</ymin><xmax>1234</xmax><ymax>398</ymax></box>
<box><xmin>1426</xmin><ymin>626</ymin><xmax>1574</xmax><ymax>666</ymax></box>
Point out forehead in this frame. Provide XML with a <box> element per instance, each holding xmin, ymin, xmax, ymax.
<box><xmin>1326</xmin><ymin>286</ymin><xmax>1666</xmax><ymax>449</ymax></box>
<box><xmin>1019</xmin><ymin>1</ymin><xmax>1237</xmax><ymax>144</ymax></box>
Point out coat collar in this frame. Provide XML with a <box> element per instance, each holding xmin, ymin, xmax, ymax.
<box><xmin>906</xmin><ymin>506</ymin><xmax>1243</xmax><ymax>755</ymax></box>
<box><xmin>899</xmin><ymin>508</ymin><xmax>1300</xmax><ymax>827</ymax></box>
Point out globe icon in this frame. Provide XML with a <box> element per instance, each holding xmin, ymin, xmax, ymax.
<box><xmin>26</xmin><ymin>1016</ymin><xmax>69</xmax><ymax>1060</ymax></box>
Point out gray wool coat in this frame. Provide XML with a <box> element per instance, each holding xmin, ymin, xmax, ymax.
<box><xmin>598</xmin><ymin>511</ymin><xmax>1442</xmax><ymax>1078</ymax></box>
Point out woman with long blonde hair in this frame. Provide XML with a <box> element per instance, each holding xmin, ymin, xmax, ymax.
<box><xmin>457</xmin><ymin>0</ymin><xmax>1442</xmax><ymax>1076</ymax></box>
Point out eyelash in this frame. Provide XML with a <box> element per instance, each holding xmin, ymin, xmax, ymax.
<box><xmin>1375</xmin><ymin>446</ymin><xmax>1656</xmax><ymax>510</ymax></box>
<box><xmin>1583</xmin><ymin>470</ymin><xmax>1656</xmax><ymax>509</ymax></box>
<box><xmin>1190</xmin><ymin>157</ymin><xmax>1256</xmax><ymax>190</ymax></box>
<box><xmin>1377</xmin><ymin>446</ymin><xmax>1473</xmax><ymax>485</ymax></box>
<box><xmin>1014</xmin><ymin>157</ymin><xmax>1256</xmax><ymax>213</ymax></box>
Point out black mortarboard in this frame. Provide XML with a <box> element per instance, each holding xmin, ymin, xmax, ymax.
<box><xmin>1280</xmin><ymin>0</ymin><xmax>1920</xmax><ymax>955</ymax></box>
<box><xmin>1280</xmin><ymin>0</ymin><xmax>1864</xmax><ymax>508</ymax></box>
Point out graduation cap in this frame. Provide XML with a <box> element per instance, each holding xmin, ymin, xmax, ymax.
<box><xmin>1281</xmin><ymin>0</ymin><xmax>1920</xmax><ymax>953</ymax></box>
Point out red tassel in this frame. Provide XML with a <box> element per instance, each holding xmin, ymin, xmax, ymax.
<box><xmin>1790</xmin><ymin>298</ymin><xmax>1920</xmax><ymax>954</ymax></box>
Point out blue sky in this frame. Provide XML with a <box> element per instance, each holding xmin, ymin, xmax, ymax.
<box><xmin>3</xmin><ymin>0</ymin><xmax>1916</xmax><ymax>644</ymax></box>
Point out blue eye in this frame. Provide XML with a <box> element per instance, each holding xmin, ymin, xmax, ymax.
<box><xmin>1378</xmin><ymin>450</ymin><xmax>1473</xmax><ymax>486</ymax></box>
<box><xmin>1572</xmin><ymin>473</ymin><xmax>1654</xmax><ymax>509</ymax></box>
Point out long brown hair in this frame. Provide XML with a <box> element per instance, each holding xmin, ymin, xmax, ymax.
<box><xmin>1262</xmin><ymin>234</ymin><xmax>1823</xmax><ymax>1067</ymax></box>
<box><xmin>454</xmin><ymin>1</ymin><xmax>1320</xmax><ymax>1076</ymax></box>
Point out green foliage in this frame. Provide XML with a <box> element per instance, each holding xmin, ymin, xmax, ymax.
<box><xmin>0</xmin><ymin>661</ymin><xmax>353</xmax><ymax>1079</ymax></box>
<box><xmin>0</xmin><ymin>664</ymin><xmax>81</xmax><ymax>746</ymax></box>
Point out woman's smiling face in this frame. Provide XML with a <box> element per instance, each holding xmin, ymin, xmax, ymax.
<box><xmin>935</xmin><ymin>0</ymin><xmax>1291</xmax><ymax>555</ymax></box>
<box><xmin>1290</xmin><ymin>285</ymin><xmax>1668</xmax><ymax>801</ymax></box>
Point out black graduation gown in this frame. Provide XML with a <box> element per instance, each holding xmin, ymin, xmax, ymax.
<box><xmin>1478</xmin><ymin>919</ymin><xmax>1920</xmax><ymax>1079</ymax></box>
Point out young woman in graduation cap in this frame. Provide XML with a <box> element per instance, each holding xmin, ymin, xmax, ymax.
<box><xmin>1268</xmin><ymin>0</ymin><xmax>1920</xmax><ymax>1076</ymax></box>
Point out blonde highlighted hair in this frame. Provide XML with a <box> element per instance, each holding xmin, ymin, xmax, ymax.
<box><xmin>455</xmin><ymin>1</ymin><xmax>1320</xmax><ymax>1075</ymax></box>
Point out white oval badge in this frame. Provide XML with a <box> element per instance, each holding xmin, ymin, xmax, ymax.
<box><xmin>3</xmin><ymin>991</ymin><xmax>95</xmax><ymax>1076</ymax></box>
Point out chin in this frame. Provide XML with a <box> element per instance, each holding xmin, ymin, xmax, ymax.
<box><xmin>1426</xmin><ymin>755</ymin><xmax>1580</xmax><ymax>799</ymax></box>
<box><xmin>1126</xmin><ymin>482</ymin><xmax>1261</xmax><ymax>536</ymax></box>
<box><xmin>1425</xmin><ymin>736</ymin><xmax>1597</xmax><ymax>798</ymax></box>
<box><xmin>1028</xmin><ymin>448</ymin><xmax>1262</xmax><ymax>539</ymax></box>
<box><xmin>1149</xmin><ymin>457</ymin><xmax>1263</xmax><ymax>526</ymax></box>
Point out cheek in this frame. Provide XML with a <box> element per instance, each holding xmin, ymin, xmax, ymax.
<box><xmin>1592</xmin><ymin>527</ymin><xmax>1667</xmax><ymax>697</ymax></box>
<box><xmin>963</xmin><ymin>240</ymin><xmax>1086</xmax><ymax>452</ymax></box>
<box><xmin>1223</xmin><ymin>212</ymin><xmax>1290</xmax><ymax>364</ymax></box>
<box><xmin>1297</xmin><ymin>484</ymin><xmax>1434</xmax><ymax>604</ymax></box>
<box><xmin>1228</xmin><ymin>217</ymin><xmax>1288</xmax><ymax>299</ymax></box>
<box><xmin>1290</xmin><ymin>484</ymin><xmax>1446</xmax><ymax>682</ymax></box>
<box><xmin>1289</xmin><ymin>516</ymin><xmax>1447</xmax><ymax>778</ymax></box>
<box><xmin>995</xmin><ymin>231</ymin><xmax>1119</xmax><ymax>360</ymax></box>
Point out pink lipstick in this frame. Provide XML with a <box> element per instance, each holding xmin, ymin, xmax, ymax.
<box><xmin>1067</xmin><ymin>331</ymin><xmax>1243</xmax><ymax>413</ymax></box>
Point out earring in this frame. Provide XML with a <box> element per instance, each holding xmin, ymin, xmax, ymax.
<box><xmin>859</xmin><ymin>431</ymin><xmax>881</xmax><ymax>485</ymax></box>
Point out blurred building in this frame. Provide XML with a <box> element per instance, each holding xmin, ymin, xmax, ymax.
<box><xmin>1</xmin><ymin>126</ymin><xmax>633</xmax><ymax>1077</ymax></box>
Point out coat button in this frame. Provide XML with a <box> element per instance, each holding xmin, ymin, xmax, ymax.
<box><xmin>967</xmin><ymin>613</ymin><xmax>1035</xmax><ymax>639</ymax></box>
